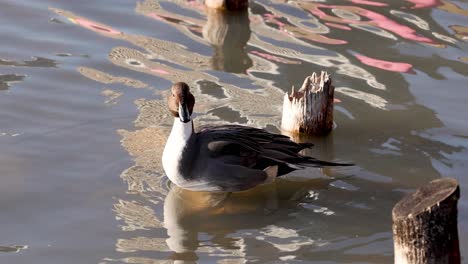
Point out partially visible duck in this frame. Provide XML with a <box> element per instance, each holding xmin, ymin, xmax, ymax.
<box><xmin>204</xmin><ymin>0</ymin><xmax>248</xmax><ymax>11</ymax></box>
<box><xmin>162</xmin><ymin>82</ymin><xmax>351</xmax><ymax>192</ymax></box>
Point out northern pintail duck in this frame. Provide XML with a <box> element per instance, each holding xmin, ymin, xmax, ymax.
<box><xmin>162</xmin><ymin>82</ymin><xmax>350</xmax><ymax>192</ymax></box>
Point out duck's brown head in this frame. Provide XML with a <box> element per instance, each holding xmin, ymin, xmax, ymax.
<box><xmin>168</xmin><ymin>82</ymin><xmax>195</xmax><ymax>123</ymax></box>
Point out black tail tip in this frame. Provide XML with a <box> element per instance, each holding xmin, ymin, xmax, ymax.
<box><xmin>338</xmin><ymin>162</ymin><xmax>354</xmax><ymax>166</ymax></box>
<box><xmin>300</xmin><ymin>142</ymin><xmax>314</xmax><ymax>149</ymax></box>
<box><xmin>319</xmin><ymin>160</ymin><xmax>354</xmax><ymax>167</ymax></box>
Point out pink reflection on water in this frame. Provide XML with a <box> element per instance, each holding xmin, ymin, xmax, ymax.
<box><xmin>307</xmin><ymin>4</ymin><xmax>436</xmax><ymax>44</ymax></box>
<box><xmin>325</xmin><ymin>22</ymin><xmax>352</xmax><ymax>30</ymax></box>
<box><xmin>147</xmin><ymin>13</ymin><xmax>165</xmax><ymax>21</ymax></box>
<box><xmin>354</xmin><ymin>54</ymin><xmax>413</xmax><ymax>73</ymax></box>
<box><xmin>186</xmin><ymin>0</ymin><xmax>206</xmax><ymax>10</ymax></box>
<box><xmin>404</xmin><ymin>0</ymin><xmax>441</xmax><ymax>9</ymax></box>
<box><xmin>151</xmin><ymin>68</ymin><xmax>171</xmax><ymax>75</ymax></box>
<box><xmin>262</xmin><ymin>13</ymin><xmax>347</xmax><ymax>43</ymax></box>
<box><xmin>73</xmin><ymin>18</ymin><xmax>121</xmax><ymax>35</ymax></box>
<box><xmin>359</xmin><ymin>9</ymin><xmax>435</xmax><ymax>43</ymax></box>
<box><xmin>347</xmin><ymin>0</ymin><xmax>387</xmax><ymax>7</ymax></box>
<box><xmin>264</xmin><ymin>13</ymin><xmax>286</xmax><ymax>31</ymax></box>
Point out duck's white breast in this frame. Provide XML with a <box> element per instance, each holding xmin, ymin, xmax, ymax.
<box><xmin>162</xmin><ymin>119</ymin><xmax>193</xmax><ymax>186</ymax></box>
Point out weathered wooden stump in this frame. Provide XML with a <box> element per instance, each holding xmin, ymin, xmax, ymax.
<box><xmin>204</xmin><ymin>0</ymin><xmax>248</xmax><ymax>11</ymax></box>
<box><xmin>281</xmin><ymin>71</ymin><xmax>334</xmax><ymax>136</ymax></box>
<box><xmin>392</xmin><ymin>178</ymin><xmax>460</xmax><ymax>264</ymax></box>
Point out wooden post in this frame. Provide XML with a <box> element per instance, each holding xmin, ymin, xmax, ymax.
<box><xmin>281</xmin><ymin>71</ymin><xmax>334</xmax><ymax>136</ymax></box>
<box><xmin>392</xmin><ymin>178</ymin><xmax>460</xmax><ymax>264</ymax></box>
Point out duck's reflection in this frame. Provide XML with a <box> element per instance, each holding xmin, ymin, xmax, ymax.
<box><xmin>203</xmin><ymin>9</ymin><xmax>252</xmax><ymax>73</ymax></box>
<box><xmin>163</xmin><ymin>178</ymin><xmax>331</xmax><ymax>257</ymax></box>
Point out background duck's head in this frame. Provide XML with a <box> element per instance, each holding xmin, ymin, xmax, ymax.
<box><xmin>168</xmin><ymin>82</ymin><xmax>195</xmax><ymax>123</ymax></box>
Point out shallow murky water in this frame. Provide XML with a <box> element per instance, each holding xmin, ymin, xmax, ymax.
<box><xmin>1</xmin><ymin>0</ymin><xmax>467</xmax><ymax>263</ymax></box>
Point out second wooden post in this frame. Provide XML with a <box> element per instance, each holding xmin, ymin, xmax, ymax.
<box><xmin>392</xmin><ymin>178</ymin><xmax>460</xmax><ymax>264</ymax></box>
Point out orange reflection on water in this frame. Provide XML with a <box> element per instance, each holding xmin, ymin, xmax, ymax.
<box><xmin>449</xmin><ymin>25</ymin><xmax>468</xmax><ymax>40</ymax></box>
<box><xmin>354</xmin><ymin>54</ymin><xmax>413</xmax><ymax>73</ymax></box>
<box><xmin>438</xmin><ymin>0</ymin><xmax>468</xmax><ymax>16</ymax></box>
<box><xmin>302</xmin><ymin>3</ymin><xmax>437</xmax><ymax>44</ymax></box>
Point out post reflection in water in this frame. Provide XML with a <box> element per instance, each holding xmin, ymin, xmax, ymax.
<box><xmin>203</xmin><ymin>9</ymin><xmax>252</xmax><ymax>73</ymax></box>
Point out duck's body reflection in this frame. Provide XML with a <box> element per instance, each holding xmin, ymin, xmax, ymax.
<box><xmin>163</xmin><ymin>177</ymin><xmax>332</xmax><ymax>258</ymax></box>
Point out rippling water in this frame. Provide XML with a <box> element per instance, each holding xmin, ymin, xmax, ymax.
<box><xmin>1</xmin><ymin>0</ymin><xmax>467</xmax><ymax>263</ymax></box>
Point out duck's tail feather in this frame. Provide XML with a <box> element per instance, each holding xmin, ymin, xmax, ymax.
<box><xmin>297</xmin><ymin>158</ymin><xmax>354</xmax><ymax>168</ymax></box>
<box><xmin>299</xmin><ymin>142</ymin><xmax>314</xmax><ymax>150</ymax></box>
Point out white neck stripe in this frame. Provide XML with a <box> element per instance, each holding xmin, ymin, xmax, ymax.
<box><xmin>162</xmin><ymin>119</ymin><xmax>194</xmax><ymax>186</ymax></box>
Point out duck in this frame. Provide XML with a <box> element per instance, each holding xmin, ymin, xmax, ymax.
<box><xmin>162</xmin><ymin>82</ymin><xmax>351</xmax><ymax>192</ymax></box>
<box><xmin>204</xmin><ymin>0</ymin><xmax>248</xmax><ymax>11</ymax></box>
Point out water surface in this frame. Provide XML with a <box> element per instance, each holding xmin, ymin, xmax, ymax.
<box><xmin>1</xmin><ymin>0</ymin><xmax>467</xmax><ymax>263</ymax></box>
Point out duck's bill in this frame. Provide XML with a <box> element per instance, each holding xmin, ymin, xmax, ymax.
<box><xmin>178</xmin><ymin>103</ymin><xmax>191</xmax><ymax>123</ymax></box>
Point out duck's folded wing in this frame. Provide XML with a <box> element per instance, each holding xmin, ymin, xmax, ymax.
<box><xmin>197</xmin><ymin>124</ymin><xmax>348</xmax><ymax>175</ymax></box>
<box><xmin>204</xmin><ymin>137</ymin><xmax>259</xmax><ymax>168</ymax></box>
<box><xmin>197</xmin><ymin>125</ymin><xmax>302</xmax><ymax>170</ymax></box>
